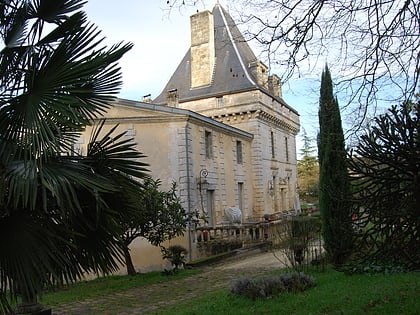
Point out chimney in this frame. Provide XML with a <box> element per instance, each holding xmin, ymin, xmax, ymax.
<box><xmin>167</xmin><ymin>89</ymin><xmax>179</xmax><ymax>107</ymax></box>
<box><xmin>190</xmin><ymin>10</ymin><xmax>215</xmax><ymax>88</ymax></box>
<box><xmin>268</xmin><ymin>74</ymin><xmax>282</xmax><ymax>98</ymax></box>
<box><xmin>249</xmin><ymin>60</ymin><xmax>268</xmax><ymax>89</ymax></box>
<box><xmin>142</xmin><ymin>94</ymin><xmax>152</xmax><ymax>103</ymax></box>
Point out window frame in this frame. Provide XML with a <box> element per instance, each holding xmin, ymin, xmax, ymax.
<box><xmin>236</xmin><ymin>140</ymin><xmax>243</xmax><ymax>164</ymax></box>
<box><xmin>270</xmin><ymin>131</ymin><xmax>275</xmax><ymax>159</ymax></box>
<box><xmin>205</xmin><ymin>130</ymin><xmax>213</xmax><ymax>159</ymax></box>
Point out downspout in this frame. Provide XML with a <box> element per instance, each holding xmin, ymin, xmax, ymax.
<box><xmin>184</xmin><ymin>121</ymin><xmax>193</xmax><ymax>262</ymax></box>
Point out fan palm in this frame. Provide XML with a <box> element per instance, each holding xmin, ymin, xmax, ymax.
<box><xmin>0</xmin><ymin>0</ymin><xmax>148</xmax><ymax>312</ymax></box>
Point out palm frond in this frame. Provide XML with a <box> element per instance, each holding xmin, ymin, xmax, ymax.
<box><xmin>2</xmin><ymin>4</ymin><xmax>28</xmax><ymax>48</ymax></box>
<box><xmin>0</xmin><ymin>211</ymin><xmax>85</xmax><ymax>304</ymax></box>
<box><xmin>0</xmin><ymin>0</ymin><xmax>141</xmax><ymax>311</ymax></box>
<box><xmin>28</xmin><ymin>0</ymin><xmax>86</xmax><ymax>23</ymax></box>
<box><xmin>0</xmin><ymin>10</ymin><xmax>132</xmax><ymax>160</ymax></box>
<box><xmin>87</xmin><ymin>120</ymin><xmax>149</xmax><ymax>179</ymax></box>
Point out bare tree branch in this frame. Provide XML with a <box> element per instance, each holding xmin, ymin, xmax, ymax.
<box><xmin>242</xmin><ymin>1</ymin><xmax>418</xmax><ymax>101</ymax></box>
<box><xmin>167</xmin><ymin>0</ymin><xmax>419</xmax><ymax>125</ymax></box>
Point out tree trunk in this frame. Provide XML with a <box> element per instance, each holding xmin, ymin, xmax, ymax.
<box><xmin>15</xmin><ymin>292</ymin><xmax>51</xmax><ymax>315</ymax></box>
<box><xmin>14</xmin><ymin>302</ymin><xmax>51</xmax><ymax>315</ymax></box>
<box><xmin>14</xmin><ymin>281</ymin><xmax>51</xmax><ymax>314</ymax></box>
<box><xmin>124</xmin><ymin>246</ymin><xmax>137</xmax><ymax>275</ymax></box>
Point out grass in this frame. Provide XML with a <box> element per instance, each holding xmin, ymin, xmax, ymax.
<box><xmin>39</xmin><ymin>269</ymin><xmax>200</xmax><ymax>306</ymax></box>
<box><xmin>150</xmin><ymin>268</ymin><xmax>420</xmax><ymax>315</ymax></box>
<box><xmin>16</xmin><ymin>266</ymin><xmax>418</xmax><ymax>314</ymax></box>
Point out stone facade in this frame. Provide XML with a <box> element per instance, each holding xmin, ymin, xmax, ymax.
<box><xmin>80</xmin><ymin>99</ymin><xmax>254</xmax><ymax>271</ymax></box>
<box><xmin>80</xmin><ymin>4</ymin><xmax>300</xmax><ymax>273</ymax></box>
<box><xmin>175</xmin><ymin>90</ymin><xmax>300</xmax><ymax>218</ymax></box>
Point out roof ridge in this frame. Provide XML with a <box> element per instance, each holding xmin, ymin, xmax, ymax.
<box><xmin>216</xmin><ymin>4</ymin><xmax>256</xmax><ymax>87</ymax></box>
<box><xmin>211</xmin><ymin>56</ymin><xmax>217</xmax><ymax>85</ymax></box>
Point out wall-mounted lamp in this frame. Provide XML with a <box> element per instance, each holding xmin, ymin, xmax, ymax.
<box><xmin>197</xmin><ymin>169</ymin><xmax>209</xmax><ymax>191</ymax></box>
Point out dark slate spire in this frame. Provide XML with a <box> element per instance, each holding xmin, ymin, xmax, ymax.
<box><xmin>154</xmin><ymin>3</ymin><xmax>281</xmax><ymax>105</ymax></box>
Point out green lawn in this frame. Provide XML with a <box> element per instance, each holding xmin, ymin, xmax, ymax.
<box><xmin>29</xmin><ymin>267</ymin><xmax>420</xmax><ymax>314</ymax></box>
<box><xmin>40</xmin><ymin>269</ymin><xmax>200</xmax><ymax>306</ymax></box>
<box><xmin>150</xmin><ymin>269</ymin><xmax>419</xmax><ymax>315</ymax></box>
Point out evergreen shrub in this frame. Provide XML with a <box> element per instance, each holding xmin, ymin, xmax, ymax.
<box><xmin>229</xmin><ymin>272</ymin><xmax>316</xmax><ymax>300</ymax></box>
<box><xmin>161</xmin><ymin>245</ymin><xmax>188</xmax><ymax>271</ymax></box>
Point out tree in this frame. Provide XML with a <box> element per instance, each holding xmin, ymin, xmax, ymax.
<box><xmin>168</xmin><ymin>0</ymin><xmax>419</xmax><ymax>119</ymax></box>
<box><xmin>297</xmin><ymin>129</ymin><xmax>319</xmax><ymax>203</ymax></box>
<box><xmin>0</xmin><ymin>1</ymin><xmax>148</xmax><ymax>313</ymax></box>
<box><xmin>300</xmin><ymin>128</ymin><xmax>317</xmax><ymax>159</ymax></box>
<box><xmin>318</xmin><ymin>65</ymin><xmax>353</xmax><ymax>266</ymax></box>
<box><xmin>348</xmin><ymin>99</ymin><xmax>420</xmax><ymax>270</ymax></box>
<box><xmin>120</xmin><ymin>178</ymin><xmax>193</xmax><ymax>275</ymax></box>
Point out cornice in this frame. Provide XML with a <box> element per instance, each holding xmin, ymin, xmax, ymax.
<box><xmin>256</xmin><ymin>110</ymin><xmax>300</xmax><ymax>135</ymax></box>
<box><xmin>211</xmin><ymin>109</ymin><xmax>300</xmax><ymax>134</ymax></box>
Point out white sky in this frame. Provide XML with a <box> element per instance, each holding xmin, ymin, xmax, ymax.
<box><xmin>83</xmin><ymin>0</ymin><xmax>319</xmax><ymax>153</ymax></box>
<box><xmin>83</xmin><ymin>0</ymin><xmax>215</xmax><ymax>100</ymax></box>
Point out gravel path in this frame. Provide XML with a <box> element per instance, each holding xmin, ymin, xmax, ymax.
<box><xmin>50</xmin><ymin>250</ymin><xmax>284</xmax><ymax>315</ymax></box>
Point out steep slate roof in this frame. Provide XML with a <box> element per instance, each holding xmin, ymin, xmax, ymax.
<box><xmin>154</xmin><ymin>3</ymin><xmax>284</xmax><ymax>105</ymax></box>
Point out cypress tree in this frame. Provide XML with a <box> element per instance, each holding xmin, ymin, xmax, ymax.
<box><xmin>318</xmin><ymin>65</ymin><xmax>353</xmax><ymax>265</ymax></box>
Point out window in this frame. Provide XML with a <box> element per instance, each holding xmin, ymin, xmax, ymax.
<box><xmin>216</xmin><ymin>96</ymin><xmax>224</xmax><ymax>108</ymax></box>
<box><xmin>205</xmin><ymin>131</ymin><xmax>213</xmax><ymax>159</ymax></box>
<box><xmin>270</xmin><ymin>131</ymin><xmax>275</xmax><ymax>158</ymax></box>
<box><xmin>206</xmin><ymin>190</ymin><xmax>214</xmax><ymax>227</ymax></box>
<box><xmin>285</xmin><ymin>137</ymin><xmax>289</xmax><ymax>162</ymax></box>
<box><xmin>238</xmin><ymin>182</ymin><xmax>244</xmax><ymax>211</ymax></box>
<box><xmin>236</xmin><ymin>140</ymin><xmax>243</xmax><ymax>164</ymax></box>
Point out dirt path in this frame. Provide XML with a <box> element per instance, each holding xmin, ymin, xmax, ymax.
<box><xmin>50</xmin><ymin>250</ymin><xmax>284</xmax><ymax>315</ymax></box>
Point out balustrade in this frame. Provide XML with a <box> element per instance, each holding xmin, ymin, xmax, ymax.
<box><xmin>192</xmin><ymin>219</ymin><xmax>289</xmax><ymax>246</ymax></box>
<box><xmin>191</xmin><ymin>218</ymin><xmax>324</xmax><ymax>268</ymax></box>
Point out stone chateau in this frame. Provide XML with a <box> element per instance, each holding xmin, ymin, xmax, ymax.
<box><xmin>80</xmin><ymin>3</ymin><xmax>300</xmax><ymax>272</ymax></box>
